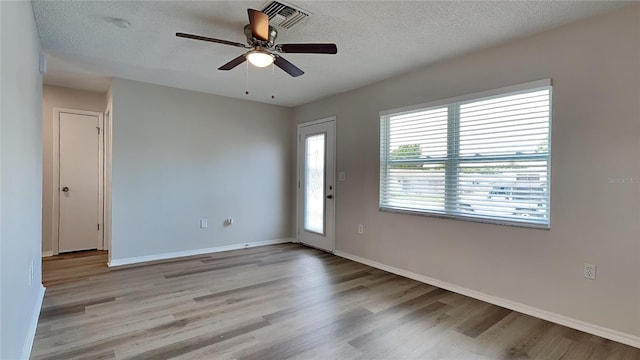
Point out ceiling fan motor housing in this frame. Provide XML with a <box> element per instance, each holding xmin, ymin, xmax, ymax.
<box><xmin>244</xmin><ymin>25</ymin><xmax>278</xmax><ymax>48</ymax></box>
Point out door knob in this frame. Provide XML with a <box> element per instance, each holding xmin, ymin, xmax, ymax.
<box><xmin>62</xmin><ymin>186</ymin><xmax>69</xmax><ymax>193</ymax></box>
<box><xmin>326</xmin><ymin>194</ymin><xmax>333</xmax><ymax>199</ymax></box>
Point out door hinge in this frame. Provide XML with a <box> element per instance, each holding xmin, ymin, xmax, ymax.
<box><xmin>97</xmin><ymin>127</ymin><xmax>101</xmax><ymax>134</ymax></box>
<box><xmin>97</xmin><ymin>224</ymin><xmax>100</xmax><ymax>230</ymax></box>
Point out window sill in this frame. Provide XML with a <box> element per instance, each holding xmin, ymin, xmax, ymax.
<box><xmin>379</xmin><ymin>207</ymin><xmax>550</xmax><ymax>230</ymax></box>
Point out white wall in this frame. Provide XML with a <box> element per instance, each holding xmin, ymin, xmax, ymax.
<box><xmin>41</xmin><ymin>85</ymin><xmax>107</xmax><ymax>253</ymax></box>
<box><xmin>0</xmin><ymin>2</ymin><xmax>45</xmax><ymax>359</ymax></box>
<box><xmin>110</xmin><ymin>78</ymin><xmax>292</xmax><ymax>262</ymax></box>
<box><xmin>293</xmin><ymin>5</ymin><xmax>640</xmax><ymax>341</ymax></box>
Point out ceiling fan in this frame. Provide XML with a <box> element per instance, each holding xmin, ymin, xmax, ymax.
<box><xmin>176</xmin><ymin>9</ymin><xmax>337</xmax><ymax>77</ymax></box>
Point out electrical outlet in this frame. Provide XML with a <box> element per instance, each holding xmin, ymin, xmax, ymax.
<box><xmin>358</xmin><ymin>224</ymin><xmax>364</xmax><ymax>234</ymax></box>
<box><xmin>200</xmin><ymin>219</ymin><xmax>208</xmax><ymax>229</ymax></box>
<box><xmin>584</xmin><ymin>263</ymin><xmax>596</xmax><ymax>280</ymax></box>
<box><xmin>225</xmin><ymin>218</ymin><xmax>234</xmax><ymax>226</ymax></box>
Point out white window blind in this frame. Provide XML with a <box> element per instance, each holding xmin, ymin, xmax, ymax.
<box><xmin>380</xmin><ymin>81</ymin><xmax>551</xmax><ymax>228</ymax></box>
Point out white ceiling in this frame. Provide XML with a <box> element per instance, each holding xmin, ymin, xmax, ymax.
<box><xmin>32</xmin><ymin>1</ymin><xmax>629</xmax><ymax>107</ymax></box>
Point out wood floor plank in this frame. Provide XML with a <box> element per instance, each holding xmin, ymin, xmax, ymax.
<box><xmin>235</xmin><ymin>307</ymin><xmax>374</xmax><ymax>360</ymax></box>
<box><xmin>33</xmin><ymin>243</ymin><xmax>640</xmax><ymax>360</ymax></box>
<box><xmin>456</xmin><ymin>304</ymin><xmax>513</xmax><ymax>338</ymax></box>
<box><xmin>126</xmin><ymin>319</ymin><xmax>271</xmax><ymax>360</ymax></box>
<box><xmin>39</xmin><ymin>296</ymin><xmax>116</xmax><ymax>321</ymax></box>
<box><xmin>163</xmin><ymin>260</ymin><xmax>257</xmax><ymax>278</ymax></box>
<box><xmin>192</xmin><ymin>277</ymin><xmax>296</xmax><ymax>302</ymax></box>
<box><xmin>348</xmin><ymin>300</ymin><xmax>449</xmax><ymax>350</ymax></box>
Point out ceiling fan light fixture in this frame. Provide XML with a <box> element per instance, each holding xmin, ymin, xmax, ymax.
<box><xmin>246</xmin><ymin>50</ymin><xmax>275</xmax><ymax>67</ymax></box>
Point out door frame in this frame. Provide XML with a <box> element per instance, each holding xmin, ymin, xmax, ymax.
<box><xmin>296</xmin><ymin>116</ymin><xmax>337</xmax><ymax>252</ymax></box>
<box><xmin>103</xmin><ymin>103</ymin><xmax>113</xmax><ymax>260</ymax></box>
<box><xmin>52</xmin><ymin>107</ymin><xmax>105</xmax><ymax>255</ymax></box>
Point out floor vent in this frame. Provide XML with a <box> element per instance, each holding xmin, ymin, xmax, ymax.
<box><xmin>260</xmin><ymin>1</ymin><xmax>310</xmax><ymax>30</ymax></box>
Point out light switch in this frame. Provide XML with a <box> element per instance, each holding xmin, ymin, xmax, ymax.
<box><xmin>338</xmin><ymin>172</ymin><xmax>346</xmax><ymax>181</ymax></box>
<box><xmin>200</xmin><ymin>219</ymin><xmax>208</xmax><ymax>229</ymax></box>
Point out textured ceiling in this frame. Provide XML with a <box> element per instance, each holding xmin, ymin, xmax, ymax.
<box><xmin>32</xmin><ymin>1</ymin><xmax>629</xmax><ymax>107</ymax></box>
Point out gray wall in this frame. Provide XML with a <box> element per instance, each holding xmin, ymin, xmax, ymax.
<box><xmin>0</xmin><ymin>2</ymin><xmax>44</xmax><ymax>358</ymax></box>
<box><xmin>110</xmin><ymin>78</ymin><xmax>293</xmax><ymax>261</ymax></box>
<box><xmin>292</xmin><ymin>5</ymin><xmax>640</xmax><ymax>338</ymax></box>
<box><xmin>42</xmin><ymin>85</ymin><xmax>107</xmax><ymax>253</ymax></box>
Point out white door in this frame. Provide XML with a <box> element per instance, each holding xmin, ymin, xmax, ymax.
<box><xmin>297</xmin><ymin>118</ymin><xmax>335</xmax><ymax>252</ymax></box>
<box><xmin>58</xmin><ymin>112</ymin><xmax>101</xmax><ymax>253</ymax></box>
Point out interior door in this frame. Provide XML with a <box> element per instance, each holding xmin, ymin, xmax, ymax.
<box><xmin>297</xmin><ymin>119</ymin><xmax>335</xmax><ymax>252</ymax></box>
<box><xmin>58</xmin><ymin>112</ymin><xmax>101</xmax><ymax>252</ymax></box>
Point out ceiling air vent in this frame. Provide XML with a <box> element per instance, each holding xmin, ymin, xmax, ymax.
<box><xmin>260</xmin><ymin>1</ymin><xmax>310</xmax><ymax>30</ymax></box>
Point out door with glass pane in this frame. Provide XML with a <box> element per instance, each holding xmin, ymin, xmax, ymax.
<box><xmin>297</xmin><ymin>118</ymin><xmax>335</xmax><ymax>252</ymax></box>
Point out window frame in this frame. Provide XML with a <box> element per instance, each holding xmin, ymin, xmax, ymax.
<box><xmin>379</xmin><ymin>79</ymin><xmax>552</xmax><ymax>229</ymax></box>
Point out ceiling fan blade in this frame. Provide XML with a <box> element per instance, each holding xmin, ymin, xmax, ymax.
<box><xmin>176</xmin><ymin>33</ymin><xmax>249</xmax><ymax>49</ymax></box>
<box><xmin>218</xmin><ymin>54</ymin><xmax>247</xmax><ymax>71</ymax></box>
<box><xmin>274</xmin><ymin>55</ymin><xmax>304</xmax><ymax>77</ymax></box>
<box><xmin>277</xmin><ymin>43</ymin><xmax>338</xmax><ymax>54</ymax></box>
<box><xmin>247</xmin><ymin>9</ymin><xmax>269</xmax><ymax>41</ymax></box>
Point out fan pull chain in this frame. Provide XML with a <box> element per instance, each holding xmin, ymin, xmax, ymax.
<box><xmin>270</xmin><ymin>62</ymin><xmax>275</xmax><ymax>100</ymax></box>
<box><xmin>245</xmin><ymin>60</ymin><xmax>249</xmax><ymax>95</ymax></box>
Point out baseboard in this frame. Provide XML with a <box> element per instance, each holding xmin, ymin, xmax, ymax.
<box><xmin>41</xmin><ymin>251</ymin><xmax>53</xmax><ymax>257</ymax></box>
<box><xmin>108</xmin><ymin>238</ymin><xmax>294</xmax><ymax>267</ymax></box>
<box><xmin>22</xmin><ymin>284</ymin><xmax>46</xmax><ymax>359</ymax></box>
<box><xmin>335</xmin><ymin>250</ymin><xmax>640</xmax><ymax>349</ymax></box>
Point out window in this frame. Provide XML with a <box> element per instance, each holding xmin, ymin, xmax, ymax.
<box><xmin>380</xmin><ymin>80</ymin><xmax>551</xmax><ymax>228</ymax></box>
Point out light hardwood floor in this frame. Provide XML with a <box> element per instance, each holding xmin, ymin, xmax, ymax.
<box><xmin>33</xmin><ymin>243</ymin><xmax>640</xmax><ymax>360</ymax></box>
<box><xmin>42</xmin><ymin>250</ymin><xmax>109</xmax><ymax>287</ymax></box>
